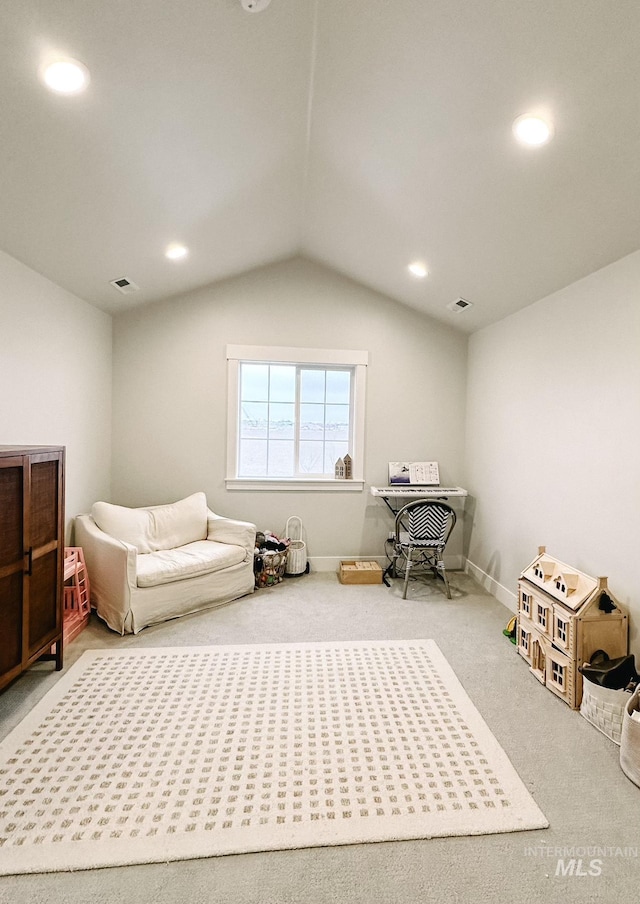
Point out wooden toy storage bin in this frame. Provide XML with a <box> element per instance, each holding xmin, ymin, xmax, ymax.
<box><xmin>339</xmin><ymin>561</ymin><xmax>383</xmax><ymax>584</ymax></box>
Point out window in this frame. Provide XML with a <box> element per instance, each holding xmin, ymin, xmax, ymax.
<box><xmin>238</xmin><ymin>363</ymin><xmax>350</xmax><ymax>476</ymax></box>
<box><xmin>226</xmin><ymin>346</ymin><xmax>367</xmax><ymax>490</ymax></box>
<box><xmin>551</xmin><ymin>661</ymin><xmax>565</xmax><ymax>688</ymax></box>
<box><xmin>555</xmin><ymin>617</ymin><xmax>567</xmax><ymax>643</ymax></box>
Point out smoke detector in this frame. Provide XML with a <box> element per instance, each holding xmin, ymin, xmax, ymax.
<box><xmin>446</xmin><ymin>297</ymin><xmax>473</xmax><ymax>313</ymax></box>
<box><xmin>240</xmin><ymin>0</ymin><xmax>271</xmax><ymax>11</ymax></box>
<box><xmin>109</xmin><ymin>277</ymin><xmax>140</xmax><ymax>295</ymax></box>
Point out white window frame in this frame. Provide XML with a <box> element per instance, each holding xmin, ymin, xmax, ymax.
<box><xmin>226</xmin><ymin>345</ymin><xmax>367</xmax><ymax>491</ymax></box>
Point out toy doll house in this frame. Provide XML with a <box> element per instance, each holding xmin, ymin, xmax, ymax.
<box><xmin>517</xmin><ymin>546</ymin><xmax>628</xmax><ymax>708</ymax></box>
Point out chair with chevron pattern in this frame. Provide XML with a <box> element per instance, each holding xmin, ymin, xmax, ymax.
<box><xmin>391</xmin><ymin>500</ymin><xmax>457</xmax><ymax>599</ymax></box>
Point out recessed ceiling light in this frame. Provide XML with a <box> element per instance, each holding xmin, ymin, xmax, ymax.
<box><xmin>40</xmin><ymin>59</ymin><xmax>90</xmax><ymax>95</ymax></box>
<box><xmin>512</xmin><ymin>114</ymin><xmax>554</xmax><ymax>147</ymax></box>
<box><xmin>165</xmin><ymin>243</ymin><xmax>189</xmax><ymax>261</ymax></box>
<box><xmin>240</xmin><ymin>0</ymin><xmax>272</xmax><ymax>10</ymax></box>
<box><xmin>408</xmin><ymin>262</ymin><xmax>428</xmax><ymax>278</ymax></box>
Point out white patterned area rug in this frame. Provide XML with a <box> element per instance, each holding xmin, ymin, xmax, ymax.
<box><xmin>0</xmin><ymin>640</ymin><xmax>547</xmax><ymax>874</ymax></box>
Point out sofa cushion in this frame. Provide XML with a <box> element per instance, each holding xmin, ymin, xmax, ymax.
<box><xmin>136</xmin><ymin>540</ymin><xmax>247</xmax><ymax>587</ymax></box>
<box><xmin>92</xmin><ymin>492</ymin><xmax>208</xmax><ymax>554</ymax></box>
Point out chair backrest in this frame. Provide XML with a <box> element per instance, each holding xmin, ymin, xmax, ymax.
<box><xmin>398</xmin><ymin>500</ymin><xmax>456</xmax><ymax>547</ymax></box>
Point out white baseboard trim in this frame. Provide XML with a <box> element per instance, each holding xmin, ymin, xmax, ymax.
<box><xmin>309</xmin><ymin>555</ymin><xmax>466</xmax><ymax>574</ymax></box>
<box><xmin>464</xmin><ymin>559</ymin><xmax>518</xmax><ymax>612</ymax></box>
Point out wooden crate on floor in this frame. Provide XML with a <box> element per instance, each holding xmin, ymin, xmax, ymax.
<box><xmin>339</xmin><ymin>560</ymin><xmax>383</xmax><ymax>584</ymax></box>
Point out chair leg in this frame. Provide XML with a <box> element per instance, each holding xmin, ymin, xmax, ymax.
<box><xmin>402</xmin><ymin>547</ymin><xmax>413</xmax><ymax>599</ymax></box>
<box><xmin>438</xmin><ymin>554</ymin><xmax>452</xmax><ymax>599</ymax></box>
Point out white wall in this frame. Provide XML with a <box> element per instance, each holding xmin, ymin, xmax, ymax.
<box><xmin>112</xmin><ymin>256</ymin><xmax>468</xmax><ymax>563</ymax></box>
<box><xmin>0</xmin><ymin>250</ymin><xmax>112</xmax><ymax>539</ymax></box>
<box><xmin>465</xmin><ymin>251</ymin><xmax>640</xmax><ymax>653</ymax></box>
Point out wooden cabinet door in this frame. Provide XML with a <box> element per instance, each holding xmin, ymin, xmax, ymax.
<box><xmin>0</xmin><ymin>456</ymin><xmax>26</xmax><ymax>685</ymax></box>
<box><xmin>25</xmin><ymin>452</ymin><xmax>64</xmax><ymax>660</ymax></box>
<box><xmin>0</xmin><ymin>448</ymin><xmax>64</xmax><ymax>691</ymax></box>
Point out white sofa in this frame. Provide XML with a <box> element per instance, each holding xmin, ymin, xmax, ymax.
<box><xmin>75</xmin><ymin>492</ymin><xmax>256</xmax><ymax>634</ymax></box>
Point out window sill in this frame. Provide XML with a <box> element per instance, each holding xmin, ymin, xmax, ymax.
<box><xmin>225</xmin><ymin>478</ymin><xmax>365</xmax><ymax>492</ymax></box>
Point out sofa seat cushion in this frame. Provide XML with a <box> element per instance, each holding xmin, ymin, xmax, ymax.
<box><xmin>136</xmin><ymin>540</ymin><xmax>247</xmax><ymax>588</ymax></box>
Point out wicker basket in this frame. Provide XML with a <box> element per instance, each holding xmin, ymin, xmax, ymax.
<box><xmin>284</xmin><ymin>516</ymin><xmax>307</xmax><ymax>576</ymax></box>
<box><xmin>580</xmin><ymin>676</ymin><xmax>628</xmax><ymax>745</ymax></box>
<box><xmin>620</xmin><ymin>688</ymin><xmax>640</xmax><ymax>787</ymax></box>
<box><xmin>254</xmin><ymin>549</ymin><xmax>288</xmax><ymax>588</ymax></box>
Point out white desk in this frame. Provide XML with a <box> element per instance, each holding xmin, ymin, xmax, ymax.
<box><xmin>371</xmin><ymin>485</ymin><xmax>467</xmax><ymax>514</ymax></box>
<box><xmin>371</xmin><ymin>486</ymin><xmax>467</xmax><ymax>499</ymax></box>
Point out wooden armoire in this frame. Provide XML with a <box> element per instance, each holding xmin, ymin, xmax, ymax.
<box><xmin>0</xmin><ymin>446</ymin><xmax>65</xmax><ymax>692</ymax></box>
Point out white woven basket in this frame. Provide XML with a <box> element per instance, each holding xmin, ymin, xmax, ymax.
<box><xmin>284</xmin><ymin>515</ymin><xmax>307</xmax><ymax>576</ymax></box>
<box><xmin>620</xmin><ymin>688</ymin><xmax>640</xmax><ymax>787</ymax></box>
<box><xmin>580</xmin><ymin>676</ymin><xmax>628</xmax><ymax>745</ymax></box>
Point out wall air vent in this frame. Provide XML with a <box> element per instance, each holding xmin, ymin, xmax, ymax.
<box><xmin>109</xmin><ymin>277</ymin><xmax>140</xmax><ymax>295</ymax></box>
<box><xmin>446</xmin><ymin>297</ymin><xmax>473</xmax><ymax>313</ymax></box>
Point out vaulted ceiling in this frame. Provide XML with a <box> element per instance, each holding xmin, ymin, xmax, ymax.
<box><xmin>3</xmin><ymin>0</ymin><xmax>640</xmax><ymax>331</ymax></box>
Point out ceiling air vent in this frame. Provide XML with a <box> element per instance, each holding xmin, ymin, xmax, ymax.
<box><xmin>109</xmin><ymin>277</ymin><xmax>140</xmax><ymax>295</ymax></box>
<box><xmin>446</xmin><ymin>297</ymin><xmax>473</xmax><ymax>313</ymax></box>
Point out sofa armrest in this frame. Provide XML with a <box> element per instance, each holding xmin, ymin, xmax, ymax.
<box><xmin>75</xmin><ymin>513</ymin><xmax>138</xmax><ymax>633</ymax></box>
<box><xmin>207</xmin><ymin>510</ymin><xmax>256</xmax><ymax>553</ymax></box>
